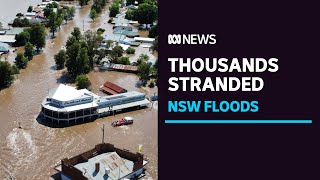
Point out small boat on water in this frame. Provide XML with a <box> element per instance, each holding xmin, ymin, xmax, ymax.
<box><xmin>112</xmin><ymin>116</ymin><xmax>134</xmax><ymax>127</ymax></box>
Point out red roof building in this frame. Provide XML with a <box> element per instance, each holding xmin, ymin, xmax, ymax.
<box><xmin>100</xmin><ymin>81</ymin><xmax>127</xmax><ymax>95</ymax></box>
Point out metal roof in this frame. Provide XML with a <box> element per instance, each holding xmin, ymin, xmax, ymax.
<box><xmin>74</xmin><ymin>152</ymin><xmax>134</xmax><ymax>180</ymax></box>
<box><xmin>0</xmin><ymin>42</ymin><xmax>10</xmax><ymax>52</ymax></box>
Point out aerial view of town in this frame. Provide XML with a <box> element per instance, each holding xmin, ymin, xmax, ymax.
<box><xmin>0</xmin><ymin>0</ymin><xmax>158</xmax><ymax>179</ymax></box>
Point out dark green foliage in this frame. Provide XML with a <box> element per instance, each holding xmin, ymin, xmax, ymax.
<box><xmin>15</xmin><ymin>53</ymin><xmax>28</xmax><ymax>69</ymax></box>
<box><xmin>132</xmin><ymin>3</ymin><xmax>157</xmax><ymax>24</ymax></box>
<box><xmin>16</xmin><ymin>13</ymin><xmax>24</xmax><ymax>17</ymax></box>
<box><xmin>138</xmin><ymin>61</ymin><xmax>152</xmax><ymax>82</ymax></box>
<box><xmin>126</xmin><ymin>47</ymin><xmax>135</xmax><ymax>54</ymax></box>
<box><xmin>24</xmin><ymin>42</ymin><xmax>34</xmax><ymax>60</ymax></box>
<box><xmin>75</xmin><ymin>74</ymin><xmax>91</xmax><ymax>89</ymax></box>
<box><xmin>149</xmin><ymin>24</ymin><xmax>158</xmax><ymax>38</ymax></box>
<box><xmin>109</xmin><ymin>4</ymin><xmax>120</xmax><ymax>17</ymax></box>
<box><xmin>54</xmin><ymin>49</ymin><xmax>67</xmax><ymax>69</ymax></box>
<box><xmin>12</xmin><ymin>18</ymin><xmax>30</xmax><ymax>27</ymax></box>
<box><xmin>109</xmin><ymin>45</ymin><xmax>124</xmax><ymax>62</ymax></box>
<box><xmin>118</xmin><ymin>56</ymin><xmax>131</xmax><ymax>65</ymax></box>
<box><xmin>0</xmin><ymin>61</ymin><xmax>15</xmax><ymax>89</ymax></box>
<box><xmin>27</xmin><ymin>6</ymin><xmax>33</xmax><ymax>12</ymax></box>
<box><xmin>97</xmin><ymin>28</ymin><xmax>105</xmax><ymax>33</ymax></box>
<box><xmin>29</xmin><ymin>23</ymin><xmax>46</xmax><ymax>51</ymax></box>
<box><xmin>90</xmin><ymin>9</ymin><xmax>98</xmax><ymax>21</ymax></box>
<box><xmin>14</xmin><ymin>31</ymin><xmax>30</xmax><ymax>46</ymax></box>
<box><xmin>151</xmin><ymin>36</ymin><xmax>158</xmax><ymax>52</ymax></box>
<box><xmin>125</xmin><ymin>9</ymin><xmax>135</xmax><ymax>20</ymax></box>
<box><xmin>71</xmin><ymin>27</ymin><xmax>82</xmax><ymax>40</ymax></box>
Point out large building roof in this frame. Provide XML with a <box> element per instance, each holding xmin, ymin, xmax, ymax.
<box><xmin>100</xmin><ymin>81</ymin><xmax>127</xmax><ymax>95</ymax></box>
<box><xmin>49</xmin><ymin>84</ymin><xmax>96</xmax><ymax>102</ymax></box>
<box><xmin>75</xmin><ymin>152</ymin><xmax>134</xmax><ymax>180</ymax></box>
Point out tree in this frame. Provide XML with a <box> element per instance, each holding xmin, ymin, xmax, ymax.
<box><xmin>24</xmin><ymin>42</ymin><xmax>34</xmax><ymax>60</ymax></box>
<box><xmin>67</xmin><ymin>6</ymin><xmax>76</xmax><ymax>20</ymax></box>
<box><xmin>84</xmin><ymin>30</ymin><xmax>102</xmax><ymax>67</ymax></box>
<box><xmin>149</xmin><ymin>24</ymin><xmax>158</xmax><ymax>38</ymax></box>
<box><xmin>44</xmin><ymin>7</ymin><xmax>53</xmax><ymax>18</ymax></box>
<box><xmin>133</xmin><ymin>3</ymin><xmax>157</xmax><ymax>24</ymax></box>
<box><xmin>75</xmin><ymin>74</ymin><xmax>91</xmax><ymax>89</ymax></box>
<box><xmin>138</xmin><ymin>61</ymin><xmax>152</xmax><ymax>82</ymax></box>
<box><xmin>54</xmin><ymin>49</ymin><xmax>67</xmax><ymax>69</ymax></box>
<box><xmin>90</xmin><ymin>9</ymin><xmax>98</xmax><ymax>21</ymax></box>
<box><xmin>15</xmin><ymin>31</ymin><xmax>30</xmax><ymax>46</ymax></box>
<box><xmin>0</xmin><ymin>61</ymin><xmax>15</xmax><ymax>89</ymax></box>
<box><xmin>125</xmin><ymin>9</ymin><xmax>135</xmax><ymax>20</ymax></box>
<box><xmin>66</xmin><ymin>36</ymin><xmax>77</xmax><ymax>49</ymax></box>
<box><xmin>79</xmin><ymin>0</ymin><xmax>86</xmax><ymax>7</ymax></box>
<box><xmin>118</xmin><ymin>56</ymin><xmax>131</xmax><ymax>65</ymax></box>
<box><xmin>66</xmin><ymin>43</ymin><xmax>90</xmax><ymax>77</ymax></box>
<box><xmin>15</xmin><ymin>53</ymin><xmax>28</xmax><ymax>69</ymax></box>
<box><xmin>52</xmin><ymin>1</ymin><xmax>59</xmax><ymax>8</ymax></box>
<box><xmin>29</xmin><ymin>23</ymin><xmax>46</xmax><ymax>51</ymax></box>
<box><xmin>16</xmin><ymin>13</ymin><xmax>24</xmax><ymax>18</ymax></box>
<box><xmin>126</xmin><ymin>47</ymin><xmax>135</xmax><ymax>54</ymax></box>
<box><xmin>27</xmin><ymin>6</ymin><xmax>33</xmax><ymax>12</ymax></box>
<box><xmin>109</xmin><ymin>4</ymin><xmax>120</xmax><ymax>17</ymax></box>
<box><xmin>71</xmin><ymin>27</ymin><xmax>82</xmax><ymax>40</ymax></box>
<box><xmin>48</xmin><ymin>12</ymin><xmax>59</xmax><ymax>37</ymax></box>
<box><xmin>151</xmin><ymin>36</ymin><xmax>158</xmax><ymax>52</ymax></box>
<box><xmin>109</xmin><ymin>45</ymin><xmax>124</xmax><ymax>62</ymax></box>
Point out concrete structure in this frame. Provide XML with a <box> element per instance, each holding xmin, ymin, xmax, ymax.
<box><xmin>41</xmin><ymin>84</ymin><xmax>149</xmax><ymax>126</ymax></box>
<box><xmin>60</xmin><ymin>143</ymin><xmax>147</xmax><ymax>180</ymax></box>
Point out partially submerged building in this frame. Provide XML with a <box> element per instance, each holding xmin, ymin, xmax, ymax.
<box><xmin>60</xmin><ymin>143</ymin><xmax>148</xmax><ymax>180</ymax></box>
<box><xmin>100</xmin><ymin>81</ymin><xmax>127</xmax><ymax>95</ymax></box>
<box><xmin>41</xmin><ymin>84</ymin><xmax>149</xmax><ymax>126</ymax></box>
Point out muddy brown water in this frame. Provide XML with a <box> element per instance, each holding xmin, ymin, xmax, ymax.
<box><xmin>0</xmin><ymin>2</ymin><xmax>158</xmax><ymax>179</ymax></box>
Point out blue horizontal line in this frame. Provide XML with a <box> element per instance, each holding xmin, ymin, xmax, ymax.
<box><xmin>165</xmin><ymin>120</ymin><xmax>312</xmax><ymax>124</ymax></box>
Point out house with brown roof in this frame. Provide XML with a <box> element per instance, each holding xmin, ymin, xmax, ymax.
<box><xmin>99</xmin><ymin>81</ymin><xmax>127</xmax><ymax>95</ymax></box>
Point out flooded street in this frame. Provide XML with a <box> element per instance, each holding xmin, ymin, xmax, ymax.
<box><xmin>0</xmin><ymin>1</ymin><xmax>158</xmax><ymax>179</ymax></box>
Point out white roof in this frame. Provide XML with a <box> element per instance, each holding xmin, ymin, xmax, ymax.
<box><xmin>43</xmin><ymin>101</ymin><xmax>98</xmax><ymax>112</ymax></box>
<box><xmin>26</xmin><ymin>12</ymin><xmax>36</xmax><ymax>16</ymax></box>
<box><xmin>119</xmin><ymin>43</ymin><xmax>130</xmax><ymax>50</ymax></box>
<box><xmin>0</xmin><ymin>35</ymin><xmax>15</xmax><ymax>43</ymax></box>
<box><xmin>134</xmin><ymin>37</ymin><xmax>155</xmax><ymax>42</ymax></box>
<box><xmin>50</xmin><ymin>84</ymin><xmax>88</xmax><ymax>101</ymax></box>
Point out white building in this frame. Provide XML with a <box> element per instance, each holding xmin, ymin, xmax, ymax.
<box><xmin>41</xmin><ymin>84</ymin><xmax>149</xmax><ymax>126</ymax></box>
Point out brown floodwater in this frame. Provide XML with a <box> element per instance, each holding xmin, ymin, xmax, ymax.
<box><xmin>0</xmin><ymin>1</ymin><xmax>158</xmax><ymax>179</ymax></box>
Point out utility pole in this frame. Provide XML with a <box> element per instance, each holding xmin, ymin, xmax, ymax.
<box><xmin>102</xmin><ymin>123</ymin><xmax>105</xmax><ymax>143</ymax></box>
<box><xmin>83</xmin><ymin>19</ymin><xmax>85</xmax><ymax>32</ymax></box>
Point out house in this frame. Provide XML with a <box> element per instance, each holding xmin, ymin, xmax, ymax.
<box><xmin>0</xmin><ymin>35</ymin><xmax>16</xmax><ymax>44</ymax></box>
<box><xmin>0</xmin><ymin>42</ymin><xmax>10</xmax><ymax>53</ymax></box>
<box><xmin>100</xmin><ymin>81</ymin><xmax>127</xmax><ymax>95</ymax></box>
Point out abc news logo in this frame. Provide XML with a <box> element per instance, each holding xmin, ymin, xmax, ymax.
<box><xmin>168</xmin><ymin>34</ymin><xmax>217</xmax><ymax>45</ymax></box>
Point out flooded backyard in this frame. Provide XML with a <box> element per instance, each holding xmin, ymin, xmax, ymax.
<box><xmin>0</xmin><ymin>1</ymin><xmax>158</xmax><ymax>179</ymax></box>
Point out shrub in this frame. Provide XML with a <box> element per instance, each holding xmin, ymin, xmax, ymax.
<box><xmin>126</xmin><ymin>47</ymin><xmax>135</xmax><ymax>54</ymax></box>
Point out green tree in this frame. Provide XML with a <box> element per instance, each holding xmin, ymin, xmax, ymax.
<box><xmin>0</xmin><ymin>61</ymin><xmax>15</xmax><ymax>89</ymax></box>
<box><xmin>84</xmin><ymin>30</ymin><xmax>102</xmax><ymax>67</ymax></box>
<box><xmin>52</xmin><ymin>1</ymin><xmax>59</xmax><ymax>8</ymax></box>
<box><xmin>75</xmin><ymin>74</ymin><xmax>91</xmax><ymax>89</ymax></box>
<box><xmin>67</xmin><ymin>6</ymin><xmax>76</xmax><ymax>20</ymax></box>
<box><xmin>151</xmin><ymin>36</ymin><xmax>158</xmax><ymax>52</ymax></box>
<box><xmin>90</xmin><ymin>9</ymin><xmax>98</xmax><ymax>21</ymax></box>
<box><xmin>118</xmin><ymin>56</ymin><xmax>131</xmax><ymax>65</ymax></box>
<box><xmin>66</xmin><ymin>36</ymin><xmax>77</xmax><ymax>49</ymax></box>
<box><xmin>29</xmin><ymin>23</ymin><xmax>46</xmax><ymax>51</ymax></box>
<box><xmin>14</xmin><ymin>31</ymin><xmax>30</xmax><ymax>46</ymax></box>
<box><xmin>44</xmin><ymin>7</ymin><xmax>53</xmax><ymax>18</ymax></box>
<box><xmin>125</xmin><ymin>9</ymin><xmax>135</xmax><ymax>20</ymax></box>
<box><xmin>109</xmin><ymin>4</ymin><xmax>120</xmax><ymax>17</ymax></box>
<box><xmin>15</xmin><ymin>53</ymin><xmax>28</xmax><ymax>69</ymax></box>
<box><xmin>71</xmin><ymin>27</ymin><xmax>82</xmax><ymax>41</ymax></box>
<box><xmin>138</xmin><ymin>61</ymin><xmax>152</xmax><ymax>82</ymax></box>
<box><xmin>24</xmin><ymin>42</ymin><xmax>34</xmax><ymax>60</ymax></box>
<box><xmin>109</xmin><ymin>45</ymin><xmax>124</xmax><ymax>62</ymax></box>
<box><xmin>126</xmin><ymin>47</ymin><xmax>135</xmax><ymax>54</ymax></box>
<box><xmin>48</xmin><ymin>12</ymin><xmax>58</xmax><ymax>37</ymax></box>
<box><xmin>79</xmin><ymin>0</ymin><xmax>86</xmax><ymax>7</ymax></box>
<box><xmin>27</xmin><ymin>6</ymin><xmax>33</xmax><ymax>12</ymax></box>
<box><xmin>133</xmin><ymin>3</ymin><xmax>157</xmax><ymax>24</ymax></box>
<box><xmin>66</xmin><ymin>43</ymin><xmax>90</xmax><ymax>77</ymax></box>
<box><xmin>54</xmin><ymin>49</ymin><xmax>67</xmax><ymax>69</ymax></box>
<box><xmin>149</xmin><ymin>24</ymin><xmax>158</xmax><ymax>38</ymax></box>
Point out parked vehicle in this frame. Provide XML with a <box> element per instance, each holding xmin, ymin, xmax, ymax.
<box><xmin>112</xmin><ymin>117</ymin><xmax>134</xmax><ymax>127</ymax></box>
